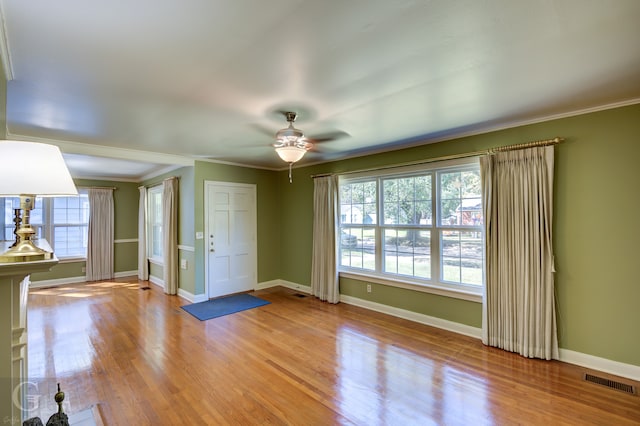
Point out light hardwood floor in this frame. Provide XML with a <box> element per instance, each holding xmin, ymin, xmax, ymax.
<box><xmin>26</xmin><ymin>277</ymin><xmax>640</xmax><ymax>425</ymax></box>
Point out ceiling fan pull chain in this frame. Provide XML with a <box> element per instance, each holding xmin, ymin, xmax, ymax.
<box><xmin>288</xmin><ymin>163</ymin><xmax>293</xmax><ymax>183</ymax></box>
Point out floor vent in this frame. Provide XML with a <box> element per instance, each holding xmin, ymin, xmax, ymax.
<box><xmin>584</xmin><ymin>373</ymin><xmax>636</xmax><ymax>395</ymax></box>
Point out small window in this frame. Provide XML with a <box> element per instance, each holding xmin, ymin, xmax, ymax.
<box><xmin>147</xmin><ymin>185</ymin><xmax>163</xmax><ymax>261</ymax></box>
<box><xmin>1</xmin><ymin>190</ymin><xmax>89</xmax><ymax>259</ymax></box>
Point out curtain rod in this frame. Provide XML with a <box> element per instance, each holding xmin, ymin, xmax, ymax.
<box><xmin>78</xmin><ymin>186</ymin><xmax>118</xmax><ymax>190</ymax></box>
<box><xmin>311</xmin><ymin>136</ymin><xmax>563</xmax><ymax>178</ymax></box>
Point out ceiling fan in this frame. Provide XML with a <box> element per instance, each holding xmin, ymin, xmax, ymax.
<box><xmin>271</xmin><ymin>111</ymin><xmax>347</xmax><ymax>183</ymax></box>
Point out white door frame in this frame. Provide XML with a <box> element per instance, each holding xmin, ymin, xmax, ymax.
<box><xmin>203</xmin><ymin>181</ymin><xmax>257</xmax><ymax>299</ymax></box>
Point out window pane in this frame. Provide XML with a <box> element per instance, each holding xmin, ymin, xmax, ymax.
<box><xmin>147</xmin><ymin>187</ymin><xmax>164</xmax><ymax>259</ymax></box>
<box><xmin>152</xmin><ymin>225</ymin><xmax>162</xmax><ymax>257</ymax></box>
<box><xmin>340</xmin><ymin>181</ymin><xmax>377</xmax><ymax>225</ymax></box>
<box><xmin>339</xmin><ymin>227</ymin><xmax>375</xmax><ymax>271</ymax></box>
<box><xmin>439</xmin><ymin>170</ymin><xmax>483</xmax><ymax>227</ymax></box>
<box><xmin>384</xmin><ymin>202</ymin><xmax>398</xmax><ymax>225</ymax></box>
<box><xmin>441</xmin><ymin>230</ymin><xmax>483</xmax><ymax>285</ymax></box>
<box><xmin>382</xmin><ymin>175</ymin><xmax>431</xmax><ymax>226</ymax></box>
<box><xmin>54</xmin><ymin>208</ymin><xmax>67</xmax><ymax>223</ymax></box>
<box><xmin>54</xmin><ymin>225</ymin><xmax>87</xmax><ymax>258</ymax></box>
<box><xmin>2</xmin><ymin>197</ymin><xmax>18</xmax><ymax>240</ymax></box>
<box><xmin>383</xmin><ymin>229</ymin><xmax>430</xmax><ymax>279</ymax></box>
<box><xmin>30</xmin><ymin>198</ymin><xmax>44</xmax><ymax>225</ymax></box>
<box><xmin>54</xmin><ymin>198</ymin><xmax>68</xmax><ymax>208</ymax></box>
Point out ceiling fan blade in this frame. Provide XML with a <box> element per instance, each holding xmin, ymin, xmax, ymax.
<box><xmin>306</xmin><ymin>130</ymin><xmax>350</xmax><ymax>143</ymax></box>
<box><xmin>249</xmin><ymin>123</ymin><xmax>277</xmax><ymax>137</ymax></box>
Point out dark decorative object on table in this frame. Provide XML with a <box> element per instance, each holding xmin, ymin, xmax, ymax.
<box><xmin>22</xmin><ymin>383</ymin><xmax>69</xmax><ymax>426</ymax></box>
<box><xmin>22</xmin><ymin>418</ymin><xmax>43</xmax><ymax>426</ymax></box>
<box><xmin>9</xmin><ymin>208</ymin><xmax>21</xmax><ymax>248</ymax></box>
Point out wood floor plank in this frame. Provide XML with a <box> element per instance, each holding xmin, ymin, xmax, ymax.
<box><xmin>25</xmin><ymin>278</ymin><xmax>640</xmax><ymax>425</ymax></box>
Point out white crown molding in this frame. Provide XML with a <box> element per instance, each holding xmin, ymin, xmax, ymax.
<box><xmin>5</xmin><ymin>131</ymin><xmax>195</xmax><ymax>167</ymax></box>
<box><xmin>195</xmin><ymin>157</ymin><xmax>279</xmax><ymax>171</ymax></box>
<box><xmin>0</xmin><ymin>0</ymin><xmax>14</xmax><ymax>80</ymax></box>
<box><xmin>72</xmin><ymin>174</ymin><xmax>142</xmax><ymax>183</ymax></box>
<box><xmin>140</xmin><ymin>164</ymin><xmax>188</xmax><ymax>182</ymax></box>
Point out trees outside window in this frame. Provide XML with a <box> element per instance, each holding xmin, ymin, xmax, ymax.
<box><xmin>339</xmin><ymin>159</ymin><xmax>483</xmax><ymax>293</ymax></box>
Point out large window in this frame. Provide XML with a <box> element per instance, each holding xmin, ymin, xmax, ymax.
<box><xmin>1</xmin><ymin>190</ymin><xmax>90</xmax><ymax>259</ymax></box>
<box><xmin>339</xmin><ymin>159</ymin><xmax>483</xmax><ymax>294</ymax></box>
<box><xmin>147</xmin><ymin>185</ymin><xmax>163</xmax><ymax>261</ymax></box>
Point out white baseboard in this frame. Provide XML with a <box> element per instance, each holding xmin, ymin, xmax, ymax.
<box><xmin>177</xmin><ymin>288</ymin><xmax>207</xmax><ymax>303</ymax></box>
<box><xmin>255</xmin><ymin>279</ymin><xmax>311</xmax><ymax>294</ymax></box>
<box><xmin>259</xmin><ymin>279</ymin><xmax>312</xmax><ymax>294</ymax></box>
<box><xmin>30</xmin><ymin>271</ymin><xmax>139</xmax><ymax>288</ymax></box>
<box><xmin>255</xmin><ymin>279</ymin><xmax>282</xmax><ymax>291</ymax></box>
<box><xmin>559</xmin><ymin>349</ymin><xmax>640</xmax><ymax>381</ymax></box>
<box><xmin>114</xmin><ymin>270</ymin><xmax>137</xmax><ymax>278</ymax></box>
<box><xmin>29</xmin><ymin>275</ymin><xmax>87</xmax><ymax>288</ymax></box>
<box><xmin>148</xmin><ymin>275</ymin><xmax>164</xmax><ymax>289</ymax></box>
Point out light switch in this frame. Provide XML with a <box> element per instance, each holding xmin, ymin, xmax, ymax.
<box><xmin>196</xmin><ymin>232</ymin><xmax>204</xmax><ymax>239</ymax></box>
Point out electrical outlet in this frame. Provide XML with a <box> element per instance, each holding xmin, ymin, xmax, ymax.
<box><xmin>180</xmin><ymin>259</ymin><xmax>188</xmax><ymax>269</ymax></box>
<box><xmin>366</xmin><ymin>284</ymin><xmax>372</xmax><ymax>293</ymax></box>
<box><xmin>81</xmin><ymin>266</ymin><xmax>86</xmax><ymax>273</ymax></box>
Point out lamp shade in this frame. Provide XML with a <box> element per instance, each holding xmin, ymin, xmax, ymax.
<box><xmin>0</xmin><ymin>141</ymin><xmax>78</xmax><ymax>196</ymax></box>
<box><xmin>275</xmin><ymin>145</ymin><xmax>307</xmax><ymax>163</ymax></box>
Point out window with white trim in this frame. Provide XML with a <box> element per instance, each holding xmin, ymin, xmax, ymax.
<box><xmin>147</xmin><ymin>185</ymin><xmax>163</xmax><ymax>261</ymax></box>
<box><xmin>339</xmin><ymin>158</ymin><xmax>484</xmax><ymax>293</ymax></box>
<box><xmin>1</xmin><ymin>190</ymin><xmax>90</xmax><ymax>259</ymax></box>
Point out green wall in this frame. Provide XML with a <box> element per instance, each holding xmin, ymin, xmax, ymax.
<box><xmin>278</xmin><ymin>103</ymin><xmax>640</xmax><ymax>367</ymax></box>
<box><xmin>31</xmin><ymin>179</ymin><xmax>140</xmax><ymax>281</ymax></box>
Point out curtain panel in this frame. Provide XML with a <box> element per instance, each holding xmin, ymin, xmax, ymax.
<box><xmin>138</xmin><ymin>186</ymin><xmax>149</xmax><ymax>280</ymax></box>
<box><xmin>480</xmin><ymin>146</ymin><xmax>558</xmax><ymax>360</ymax></box>
<box><xmin>310</xmin><ymin>175</ymin><xmax>340</xmax><ymax>303</ymax></box>
<box><xmin>86</xmin><ymin>188</ymin><xmax>114</xmax><ymax>281</ymax></box>
<box><xmin>162</xmin><ymin>177</ymin><xmax>179</xmax><ymax>295</ymax></box>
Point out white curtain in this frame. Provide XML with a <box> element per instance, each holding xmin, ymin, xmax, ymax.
<box><xmin>86</xmin><ymin>188</ymin><xmax>114</xmax><ymax>281</ymax></box>
<box><xmin>138</xmin><ymin>186</ymin><xmax>149</xmax><ymax>281</ymax></box>
<box><xmin>310</xmin><ymin>175</ymin><xmax>340</xmax><ymax>303</ymax></box>
<box><xmin>480</xmin><ymin>146</ymin><xmax>558</xmax><ymax>360</ymax></box>
<box><xmin>162</xmin><ymin>177</ymin><xmax>179</xmax><ymax>295</ymax></box>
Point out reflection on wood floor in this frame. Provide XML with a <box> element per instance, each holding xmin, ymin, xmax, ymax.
<box><xmin>27</xmin><ymin>278</ymin><xmax>640</xmax><ymax>425</ymax></box>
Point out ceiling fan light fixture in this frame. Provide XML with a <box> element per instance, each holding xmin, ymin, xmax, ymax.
<box><xmin>272</xmin><ymin>111</ymin><xmax>315</xmax><ymax>183</ymax></box>
<box><xmin>275</xmin><ymin>124</ymin><xmax>305</xmax><ymax>143</ymax></box>
<box><xmin>275</xmin><ymin>145</ymin><xmax>307</xmax><ymax>163</ymax></box>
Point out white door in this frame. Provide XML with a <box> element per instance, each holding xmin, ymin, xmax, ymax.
<box><xmin>205</xmin><ymin>182</ymin><xmax>257</xmax><ymax>298</ymax></box>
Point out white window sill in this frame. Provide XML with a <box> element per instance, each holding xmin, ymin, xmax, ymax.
<box><xmin>148</xmin><ymin>257</ymin><xmax>164</xmax><ymax>266</ymax></box>
<box><xmin>339</xmin><ymin>271</ymin><xmax>482</xmax><ymax>303</ymax></box>
<box><xmin>58</xmin><ymin>256</ymin><xmax>87</xmax><ymax>264</ymax></box>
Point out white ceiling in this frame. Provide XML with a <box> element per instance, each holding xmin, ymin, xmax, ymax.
<box><xmin>2</xmin><ymin>0</ymin><xmax>640</xmax><ymax>180</ymax></box>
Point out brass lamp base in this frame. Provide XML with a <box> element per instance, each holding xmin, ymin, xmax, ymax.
<box><xmin>0</xmin><ymin>194</ymin><xmax>53</xmax><ymax>263</ymax></box>
<box><xmin>0</xmin><ymin>239</ymin><xmax>52</xmax><ymax>263</ymax></box>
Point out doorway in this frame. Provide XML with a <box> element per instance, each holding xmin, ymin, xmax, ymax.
<box><xmin>204</xmin><ymin>181</ymin><xmax>257</xmax><ymax>298</ymax></box>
